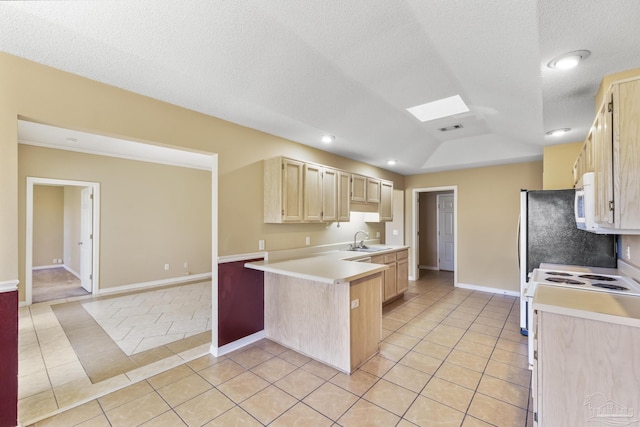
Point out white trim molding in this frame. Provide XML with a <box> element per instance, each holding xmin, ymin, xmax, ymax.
<box><xmin>218</xmin><ymin>252</ymin><xmax>267</xmax><ymax>264</ymax></box>
<box><xmin>96</xmin><ymin>272</ymin><xmax>212</xmax><ymax>296</ymax></box>
<box><xmin>411</xmin><ymin>186</ymin><xmax>458</xmax><ymax>283</ymax></box>
<box><xmin>212</xmin><ymin>330</ymin><xmax>266</xmax><ymax>357</ymax></box>
<box><xmin>32</xmin><ymin>264</ymin><xmax>63</xmax><ymax>271</ymax></box>
<box><xmin>26</xmin><ymin>177</ymin><xmax>101</xmax><ymax>306</ymax></box>
<box><xmin>0</xmin><ymin>279</ymin><xmax>19</xmax><ymax>293</ymax></box>
<box><xmin>455</xmin><ymin>282</ymin><xmax>520</xmax><ymax>297</ymax></box>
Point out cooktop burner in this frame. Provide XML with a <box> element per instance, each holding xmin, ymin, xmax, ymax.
<box><xmin>546</xmin><ymin>277</ymin><xmax>585</xmax><ymax>285</ymax></box>
<box><xmin>532</xmin><ymin>268</ymin><xmax>640</xmax><ymax>296</ymax></box>
<box><xmin>592</xmin><ymin>283</ymin><xmax>629</xmax><ymax>291</ymax></box>
<box><xmin>579</xmin><ymin>274</ymin><xmax>617</xmax><ymax>281</ymax></box>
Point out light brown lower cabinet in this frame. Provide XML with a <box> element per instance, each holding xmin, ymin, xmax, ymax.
<box><xmin>373</xmin><ymin>249</ymin><xmax>409</xmax><ymax>303</ymax></box>
<box><xmin>533</xmin><ymin>309</ymin><xmax>640</xmax><ymax>426</ymax></box>
<box><xmin>264</xmin><ymin>271</ymin><xmax>382</xmax><ymax>373</ymax></box>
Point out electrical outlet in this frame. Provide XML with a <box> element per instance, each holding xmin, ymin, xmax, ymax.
<box><xmin>164</xmin><ymin>263</ymin><xmax>170</xmax><ymax>271</ymax></box>
<box><xmin>52</xmin><ymin>258</ymin><xmax>57</xmax><ymax>264</ymax></box>
<box><xmin>259</xmin><ymin>240</ymin><xmax>265</xmax><ymax>250</ymax></box>
<box><xmin>184</xmin><ymin>261</ymin><xmax>189</xmax><ymax>269</ymax></box>
<box><xmin>376</xmin><ymin>232</ymin><xmax>380</xmax><ymax>238</ymax></box>
<box><xmin>305</xmin><ymin>236</ymin><xmax>311</xmax><ymax>246</ymax></box>
<box><xmin>627</xmin><ymin>246</ymin><xmax>631</xmax><ymax>260</ymax></box>
<box><xmin>350</xmin><ymin>299</ymin><xmax>359</xmax><ymax>309</ymax></box>
<box><xmin>58</xmin><ymin>259</ymin><xmax>62</xmax><ymax>264</ymax></box>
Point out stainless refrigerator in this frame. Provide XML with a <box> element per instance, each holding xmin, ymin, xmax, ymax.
<box><xmin>519</xmin><ymin>189</ymin><xmax>617</xmax><ymax>335</ymax></box>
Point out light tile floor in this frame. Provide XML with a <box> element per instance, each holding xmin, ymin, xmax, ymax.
<box><xmin>28</xmin><ymin>271</ymin><xmax>533</xmax><ymax>427</ymax></box>
<box><xmin>82</xmin><ymin>282</ymin><xmax>211</xmax><ymax>355</ymax></box>
<box><xmin>18</xmin><ymin>281</ymin><xmax>213</xmax><ymax>425</ymax></box>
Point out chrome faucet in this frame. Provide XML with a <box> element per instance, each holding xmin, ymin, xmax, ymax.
<box><xmin>352</xmin><ymin>230</ymin><xmax>369</xmax><ymax>249</ymax></box>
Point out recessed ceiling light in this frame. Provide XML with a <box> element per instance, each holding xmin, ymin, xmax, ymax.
<box><xmin>387</xmin><ymin>160</ymin><xmax>397</xmax><ymax>166</ymax></box>
<box><xmin>547</xmin><ymin>50</ymin><xmax>591</xmax><ymax>70</ymax></box>
<box><xmin>546</xmin><ymin>128</ymin><xmax>571</xmax><ymax>137</ymax></box>
<box><xmin>407</xmin><ymin>95</ymin><xmax>470</xmax><ymax>122</ymax></box>
<box><xmin>321</xmin><ymin>135</ymin><xmax>335</xmax><ymax>143</ymax></box>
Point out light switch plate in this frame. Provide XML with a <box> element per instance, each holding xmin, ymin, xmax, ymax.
<box><xmin>259</xmin><ymin>240</ymin><xmax>265</xmax><ymax>250</ymax></box>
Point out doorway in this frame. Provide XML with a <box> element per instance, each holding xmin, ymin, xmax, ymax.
<box><xmin>26</xmin><ymin>178</ymin><xmax>100</xmax><ymax>305</ymax></box>
<box><xmin>437</xmin><ymin>193</ymin><xmax>455</xmax><ymax>271</ymax></box>
<box><xmin>412</xmin><ymin>186</ymin><xmax>457</xmax><ymax>282</ymax></box>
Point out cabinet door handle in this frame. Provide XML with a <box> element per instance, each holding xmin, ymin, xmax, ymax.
<box><xmin>609</xmin><ymin>201</ymin><xmax>615</xmax><ymax>211</ymax></box>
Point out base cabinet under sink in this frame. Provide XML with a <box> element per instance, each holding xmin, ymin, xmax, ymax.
<box><xmin>372</xmin><ymin>249</ymin><xmax>409</xmax><ymax>303</ymax></box>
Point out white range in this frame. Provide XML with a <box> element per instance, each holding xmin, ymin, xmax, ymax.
<box><xmin>523</xmin><ymin>264</ymin><xmax>640</xmax><ymax>368</ymax></box>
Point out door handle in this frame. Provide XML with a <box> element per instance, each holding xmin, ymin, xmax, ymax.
<box><xmin>78</xmin><ymin>241</ymin><xmax>83</xmax><ymax>245</ymax></box>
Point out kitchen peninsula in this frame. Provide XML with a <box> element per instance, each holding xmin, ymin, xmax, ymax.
<box><xmin>245</xmin><ymin>248</ymin><xmax>402</xmax><ymax>373</ymax></box>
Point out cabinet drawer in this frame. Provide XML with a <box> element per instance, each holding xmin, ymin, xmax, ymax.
<box><xmin>371</xmin><ymin>255</ymin><xmax>385</xmax><ymax>264</ymax></box>
<box><xmin>396</xmin><ymin>249</ymin><xmax>408</xmax><ymax>260</ymax></box>
<box><xmin>384</xmin><ymin>253</ymin><xmax>396</xmax><ymax>263</ymax></box>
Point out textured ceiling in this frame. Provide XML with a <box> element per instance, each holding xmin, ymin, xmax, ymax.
<box><xmin>2</xmin><ymin>0</ymin><xmax>640</xmax><ymax>175</ymax></box>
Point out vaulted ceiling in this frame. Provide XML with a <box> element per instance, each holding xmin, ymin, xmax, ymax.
<box><xmin>3</xmin><ymin>0</ymin><xmax>640</xmax><ymax>175</ymax></box>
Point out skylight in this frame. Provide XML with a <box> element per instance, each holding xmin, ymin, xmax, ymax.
<box><xmin>406</xmin><ymin>95</ymin><xmax>469</xmax><ymax>122</ymax></box>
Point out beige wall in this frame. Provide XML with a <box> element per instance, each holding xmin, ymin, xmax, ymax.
<box><xmin>543</xmin><ymin>142</ymin><xmax>582</xmax><ymax>190</ymax></box>
<box><xmin>405</xmin><ymin>161</ymin><xmax>543</xmax><ymax>292</ymax></box>
<box><xmin>32</xmin><ymin>186</ymin><xmax>64</xmax><ymax>267</ymax></box>
<box><xmin>1</xmin><ymin>53</ymin><xmax>404</xmax><ymax>300</ymax></box>
<box><xmin>20</xmin><ymin>145</ymin><xmax>212</xmax><ymax>289</ymax></box>
<box><xmin>63</xmin><ymin>186</ymin><xmax>82</xmax><ymax>275</ymax></box>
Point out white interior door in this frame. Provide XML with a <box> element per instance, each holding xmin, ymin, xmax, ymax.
<box><xmin>80</xmin><ymin>187</ymin><xmax>93</xmax><ymax>292</ymax></box>
<box><xmin>438</xmin><ymin>194</ymin><xmax>455</xmax><ymax>271</ymax></box>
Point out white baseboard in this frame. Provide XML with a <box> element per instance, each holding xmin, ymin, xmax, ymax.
<box><xmin>419</xmin><ymin>265</ymin><xmax>439</xmax><ymax>271</ymax></box>
<box><xmin>32</xmin><ymin>264</ymin><xmax>63</xmax><ymax>270</ymax></box>
<box><xmin>97</xmin><ymin>272</ymin><xmax>212</xmax><ymax>296</ymax></box>
<box><xmin>455</xmin><ymin>282</ymin><xmax>520</xmax><ymax>297</ymax></box>
<box><xmin>212</xmin><ymin>330</ymin><xmax>266</xmax><ymax>357</ymax></box>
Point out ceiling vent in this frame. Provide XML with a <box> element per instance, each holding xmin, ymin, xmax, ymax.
<box><xmin>439</xmin><ymin>124</ymin><xmax>464</xmax><ymax>132</ymax></box>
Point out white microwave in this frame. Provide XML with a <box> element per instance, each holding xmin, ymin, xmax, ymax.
<box><xmin>575</xmin><ymin>172</ymin><xmax>640</xmax><ymax>234</ymax></box>
<box><xmin>574</xmin><ymin>172</ymin><xmax>607</xmax><ymax>233</ymax></box>
<box><xmin>575</xmin><ymin>172</ymin><xmax>620</xmax><ymax>234</ymax></box>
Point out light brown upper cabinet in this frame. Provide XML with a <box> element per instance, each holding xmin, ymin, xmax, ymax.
<box><xmin>593</xmin><ymin>78</ymin><xmax>640</xmax><ymax>230</ymax></box>
<box><xmin>304</xmin><ymin>163</ymin><xmax>324</xmax><ymax>221</ymax></box>
<box><xmin>351</xmin><ymin>174</ymin><xmax>367</xmax><ymax>202</ymax></box>
<box><xmin>351</xmin><ymin>174</ymin><xmax>381</xmax><ymax>203</ymax></box>
<box><xmin>379</xmin><ymin>180</ymin><xmax>393</xmax><ymax>221</ymax></box>
<box><xmin>366</xmin><ymin>178</ymin><xmax>381</xmax><ymax>203</ymax></box>
<box><xmin>337</xmin><ymin>171</ymin><xmax>351</xmax><ymax>222</ymax></box>
<box><xmin>320</xmin><ymin>167</ymin><xmax>339</xmax><ymax>222</ymax></box>
<box><xmin>264</xmin><ymin>157</ymin><xmax>304</xmax><ymax>223</ymax></box>
<box><xmin>265</xmin><ymin>157</ymin><xmax>393</xmax><ymax>223</ymax></box>
<box><xmin>304</xmin><ymin>164</ymin><xmax>349</xmax><ymax>223</ymax></box>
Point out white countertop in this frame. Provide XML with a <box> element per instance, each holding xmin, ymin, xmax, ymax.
<box><xmin>533</xmin><ymin>284</ymin><xmax>640</xmax><ymax>328</ymax></box>
<box><xmin>245</xmin><ymin>245</ymin><xmax>409</xmax><ymax>285</ymax></box>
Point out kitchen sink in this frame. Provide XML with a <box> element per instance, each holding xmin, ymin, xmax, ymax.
<box><xmin>347</xmin><ymin>246</ymin><xmax>391</xmax><ymax>253</ymax></box>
